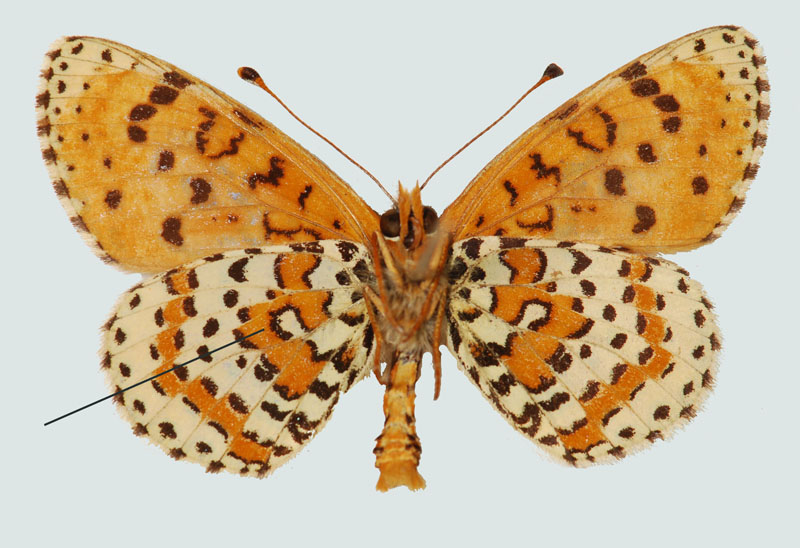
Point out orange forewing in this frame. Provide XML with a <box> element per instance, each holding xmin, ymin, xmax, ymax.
<box><xmin>37</xmin><ymin>36</ymin><xmax>379</xmax><ymax>273</ymax></box>
<box><xmin>440</xmin><ymin>26</ymin><xmax>768</xmax><ymax>253</ymax></box>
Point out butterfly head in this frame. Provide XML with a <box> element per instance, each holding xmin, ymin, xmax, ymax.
<box><xmin>379</xmin><ymin>183</ymin><xmax>438</xmax><ymax>251</ymax></box>
<box><xmin>374</xmin><ymin>183</ymin><xmax>449</xmax><ymax>287</ymax></box>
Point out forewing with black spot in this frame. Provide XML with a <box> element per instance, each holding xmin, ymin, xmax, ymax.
<box><xmin>37</xmin><ymin>36</ymin><xmax>380</xmax><ymax>273</ymax></box>
<box><xmin>440</xmin><ymin>26</ymin><xmax>768</xmax><ymax>253</ymax></box>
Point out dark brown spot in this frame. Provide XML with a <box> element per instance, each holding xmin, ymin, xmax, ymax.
<box><xmin>710</xmin><ymin>333</ymin><xmax>721</xmax><ymax>351</ymax></box>
<box><xmin>637</xmin><ymin>143</ymin><xmax>657</xmax><ymax>163</ymax></box>
<box><xmin>227</xmin><ymin>257</ymin><xmax>248</xmax><ymax>283</ymax></box>
<box><xmin>57</xmin><ymin>80</ymin><xmax>66</xmax><ymax>93</ymax></box>
<box><xmin>653</xmin><ymin>95</ymin><xmax>680</xmax><ymax>112</ymax></box>
<box><xmin>129</xmin><ymin>104</ymin><xmax>157</xmax><ymax>121</ymax></box>
<box><xmin>603</xmin><ymin>304</ymin><xmax>617</xmax><ymax>322</ymax></box>
<box><xmin>756</xmin><ymin>101</ymin><xmax>770</xmax><ymax>121</ymax></box>
<box><xmin>36</xmin><ymin>90</ymin><xmax>50</xmax><ymax>109</ymax></box>
<box><xmin>42</xmin><ymin>146</ymin><xmax>57</xmax><ymax>164</ymax></box>
<box><xmin>632</xmin><ymin>205</ymin><xmax>656</xmax><ymax>233</ymax></box>
<box><xmin>52</xmin><ymin>178</ymin><xmax>68</xmax><ymax>197</ymax></box>
<box><xmin>182</xmin><ymin>296</ymin><xmax>197</xmax><ymax>317</ymax></box>
<box><xmin>662</xmin><ymin>116</ymin><xmax>681</xmax><ymax>133</ymax></box>
<box><xmin>228</xmin><ymin>393</ymin><xmax>249</xmax><ymax>414</ymax></box>
<box><xmin>618</xmin><ymin>427</ymin><xmax>635</xmax><ymax>439</ymax></box>
<box><xmin>610</xmin><ymin>333</ymin><xmax>627</xmax><ymax>349</ymax></box>
<box><xmin>722</xmin><ymin>32</ymin><xmax>734</xmax><ymax>43</ymax></box>
<box><xmin>698</xmin><ymin>144</ymin><xmax>707</xmax><ymax>156</ymax></box>
<box><xmin>190</xmin><ymin>178</ymin><xmax>212</xmax><ymax>204</ymax></box>
<box><xmin>158</xmin><ymin>150</ymin><xmax>174</xmax><ymax>171</ymax></box>
<box><xmin>604</xmin><ymin>168</ymin><xmax>625</xmax><ymax>195</ymax></box>
<box><xmin>36</xmin><ymin>117</ymin><xmax>51</xmax><ymax>137</ymax></box>
<box><xmin>104</xmin><ymin>157</ymin><xmax>112</xmax><ymax>168</ymax></box>
<box><xmin>579</xmin><ymin>280</ymin><xmax>596</xmax><ymax>297</ymax></box>
<box><xmin>622</xmin><ymin>285</ymin><xmax>635</xmax><ymax>303</ymax></box>
<box><xmin>693</xmin><ymin>346</ymin><xmax>705</xmax><ymax>359</ymax></box>
<box><xmin>173</xmin><ymin>329</ymin><xmax>185</xmax><ymax>351</ymax></box>
<box><xmin>163</xmin><ymin>71</ymin><xmax>192</xmax><ymax>89</ymax></box>
<box><xmin>127</xmin><ymin>125</ymin><xmax>147</xmax><ymax>142</ymax></box>
<box><xmin>694</xmin><ymin>309</ymin><xmax>706</xmax><ymax>328</ymax></box>
<box><xmin>610</xmin><ymin>365</ymin><xmax>629</xmax><ymax>387</ymax></box>
<box><xmin>71</xmin><ymin>42</ymin><xmax>84</xmax><ymax>54</ymax></box>
<box><xmin>619</xmin><ymin>61</ymin><xmax>647</xmax><ymax>81</ymax></box>
<box><xmin>739</xmin><ymin>67</ymin><xmax>749</xmax><ymax>79</ymax></box>
<box><xmin>149</xmin><ymin>85</ymin><xmax>179</xmax><ymax>105</ymax></box>
<box><xmin>101</xmin><ymin>49</ymin><xmax>113</xmax><ymax>62</ymax></box>
<box><xmin>161</xmin><ymin>217</ymin><xmax>183</xmax><ymax>246</ymax></box>
<box><xmin>692</xmin><ymin>176</ymin><xmax>709</xmax><ymax>195</ymax></box>
<box><xmin>630</xmin><ymin>78</ymin><xmax>660</xmax><ymax>97</ymax></box>
<box><xmin>223</xmin><ymin>289</ymin><xmax>238</xmax><ymax>308</ymax></box>
<box><xmin>694</xmin><ymin>38</ymin><xmax>705</xmax><ymax>52</ymax></box>
<box><xmin>636</xmin><ymin>313</ymin><xmax>647</xmax><ymax>334</ymax></box>
<box><xmin>104</xmin><ymin>189</ymin><xmax>122</xmax><ymax>209</ymax></box>
<box><xmin>638</xmin><ymin>346</ymin><xmax>654</xmax><ymax>365</ymax></box>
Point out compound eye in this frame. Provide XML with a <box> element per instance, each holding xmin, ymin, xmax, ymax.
<box><xmin>422</xmin><ymin>206</ymin><xmax>438</xmax><ymax>234</ymax></box>
<box><xmin>380</xmin><ymin>209</ymin><xmax>401</xmax><ymax>238</ymax></box>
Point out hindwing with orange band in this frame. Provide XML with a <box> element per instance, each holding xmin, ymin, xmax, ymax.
<box><xmin>446</xmin><ymin>237</ymin><xmax>718</xmax><ymax>465</ymax></box>
<box><xmin>103</xmin><ymin>241</ymin><xmax>376</xmax><ymax>476</ymax></box>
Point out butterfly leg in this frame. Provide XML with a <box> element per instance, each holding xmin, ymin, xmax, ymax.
<box><xmin>430</xmin><ymin>297</ymin><xmax>446</xmax><ymax>400</ymax></box>
<box><xmin>373</xmin><ymin>350</ymin><xmax>426</xmax><ymax>491</ymax></box>
<box><xmin>362</xmin><ymin>287</ymin><xmax>387</xmax><ymax>383</ymax></box>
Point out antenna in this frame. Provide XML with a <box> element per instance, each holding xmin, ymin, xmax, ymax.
<box><xmin>238</xmin><ymin>67</ymin><xmax>397</xmax><ymax>206</ymax></box>
<box><xmin>420</xmin><ymin>63</ymin><xmax>563</xmax><ymax>190</ymax></box>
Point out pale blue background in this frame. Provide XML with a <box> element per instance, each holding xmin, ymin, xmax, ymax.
<box><xmin>3</xmin><ymin>1</ymin><xmax>797</xmax><ymax>546</ymax></box>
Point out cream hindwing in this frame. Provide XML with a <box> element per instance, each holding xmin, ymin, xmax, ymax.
<box><xmin>103</xmin><ymin>240</ymin><xmax>375</xmax><ymax>476</ymax></box>
<box><xmin>445</xmin><ymin>237</ymin><xmax>719</xmax><ymax>466</ymax></box>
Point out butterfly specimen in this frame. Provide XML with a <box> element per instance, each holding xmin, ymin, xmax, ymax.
<box><xmin>37</xmin><ymin>26</ymin><xmax>768</xmax><ymax>490</ymax></box>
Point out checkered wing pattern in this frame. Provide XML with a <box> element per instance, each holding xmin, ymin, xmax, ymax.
<box><xmin>445</xmin><ymin>237</ymin><xmax>719</xmax><ymax>465</ymax></box>
<box><xmin>103</xmin><ymin>241</ymin><xmax>375</xmax><ymax>476</ymax></box>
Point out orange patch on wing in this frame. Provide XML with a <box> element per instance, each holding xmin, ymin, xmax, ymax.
<box><xmin>206</xmin><ymin>397</ymin><xmax>249</xmax><ymax>436</ymax></box>
<box><xmin>184</xmin><ymin>377</ymin><xmax>219</xmax><ymax>412</ymax></box>
<box><xmin>504</xmin><ymin>333</ymin><xmax>557</xmax><ymax>392</ymax></box>
<box><xmin>639</xmin><ymin>312</ymin><xmax>666</xmax><ymax>347</ymax></box>
<box><xmin>633</xmin><ymin>284</ymin><xmax>657</xmax><ymax>311</ymax></box>
<box><xmin>273</xmin><ymin>341</ymin><xmax>331</xmax><ymax>398</ymax></box>
<box><xmin>499</xmin><ymin>248</ymin><xmax>546</xmax><ymax>284</ymax></box>
<box><xmin>276</xmin><ymin>253</ymin><xmax>321</xmax><ymax>289</ymax></box>
<box><xmin>162</xmin><ymin>298</ymin><xmax>187</xmax><ymax>324</ymax></box>
<box><xmin>156</xmin><ymin>326</ymin><xmax>182</xmax><ymax>363</ymax></box>
<box><xmin>559</xmin><ymin>421</ymin><xmax>606</xmax><ymax>452</ymax></box>
<box><xmin>491</xmin><ymin>286</ymin><xmax>541</xmax><ymax>324</ymax></box>
<box><xmin>150</xmin><ymin>361</ymin><xmax>181</xmax><ymax>396</ymax></box>
<box><xmin>229</xmin><ymin>434</ymin><xmax>270</xmax><ymax>463</ymax></box>
<box><xmin>168</xmin><ymin>270</ymin><xmax>195</xmax><ymax>295</ymax></box>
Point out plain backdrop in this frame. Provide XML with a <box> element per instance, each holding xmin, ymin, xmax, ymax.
<box><xmin>3</xmin><ymin>1</ymin><xmax>798</xmax><ymax>546</ymax></box>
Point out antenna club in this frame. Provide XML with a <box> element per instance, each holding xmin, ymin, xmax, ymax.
<box><xmin>238</xmin><ymin>66</ymin><xmax>261</xmax><ymax>82</ymax></box>
<box><xmin>543</xmin><ymin>63</ymin><xmax>564</xmax><ymax>79</ymax></box>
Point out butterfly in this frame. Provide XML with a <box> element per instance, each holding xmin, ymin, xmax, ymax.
<box><xmin>37</xmin><ymin>26</ymin><xmax>768</xmax><ymax>491</ymax></box>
